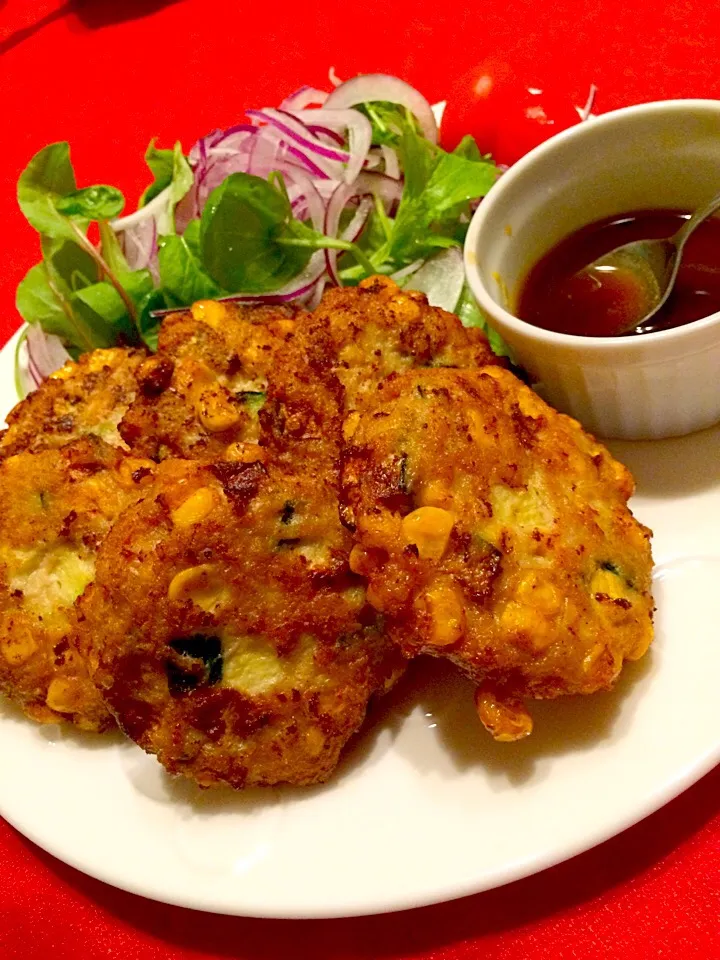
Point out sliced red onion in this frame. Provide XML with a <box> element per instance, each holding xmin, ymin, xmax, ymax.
<box><xmin>306</xmin><ymin>278</ymin><xmax>326</xmax><ymax>309</ymax></box>
<box><xmin>306</xmin><ymin>124</ymin><xmax>345</xmax><ymax>146</ymax></box>
<box><xmin>353</xmin><ymin>171</ymin><xmax>403</xmax><ymax>210</ymax></box>
<box><xmin>403</xmin><ymin>247</ymin><xmax>465</xmax><ymax>312</ymax></box>
<box><xmin>283</xmin><ymin>168</ymin><xmax>327</xmax><ymax>233</ymax></box>
<box><xmin>284</xmin><ymin>144</ymin><xmax>332</xmax><ymax>179</ymax></box>
<box><xmin>324</xmin><ymin>74</ymin><xmax>438</xmax><ymax>145</ymax></box>
<box><xmin>111</xmin><ymin>186</ymin><xmax>171</xmax><ymax>277</ymax></box>
<box><xmin>323</xmin><ymin>183</ymin><xmax>373</xmax><ymax>284</ymax></box>
<box><xmin>26</xmin><ymin>323</ymin><xmax>72</xmax><ymax>381</ymax></box>
<box><xmin>329</xmin><ymin>67</ymin><xmax>343</xmax><ymax>88</ymax></box>
<box><xmin>280</xmin><ymin>86</ymin><xmax>328</xmax><ymax>110</ymax></box>
<box><xmin>344</xmin><ymin>196</ymin><xmax>373</xmax><ymax>243</ymax></box>
<box><xmin>380</xmin><ymin>145</ymin><xmax>400</xmax><ymax>180</ymax></box>
<box><xmin>247</xmin><ymin>109</ymin><xmax>350</xmax><ymax>164</ymax></box>
<box><xmin>291</xmin><ymin>109</ymin><xmax>372</xmax><ymax>184</ymax></box>
<box><xmin>26</xmin><ymin>356</ymin><xmax>43</xmax><ymax>390</ymax></box>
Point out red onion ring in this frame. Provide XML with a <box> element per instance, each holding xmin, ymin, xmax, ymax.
<box><xmin>247</xmin><ymin>109</ymin><xmax>351</xmax><ymax>164</ymax></box>
<box><xmin>280</xmin><ymin>86</ymin><xmax>329</xmax><ymax>110</ymax></box>
<box><xmin>290</xmin><ymin>109</ymin><xmax>372</xmax><ymax>183</ymax></box>
<box><xmin>26</xmin><ymin>324</ymin><xmax>72</xmax><ymax>381</ymax></box>
<box><xmin>325</xmin><ymin>74</ymin><xmax>438</xmax><ymax>145</ymax></box>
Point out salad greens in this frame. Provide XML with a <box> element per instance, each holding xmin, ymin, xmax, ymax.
<box><xmin>15</xmin><ymin>76</ymin><xmax>504</xmax><ymax>375</ymax></box>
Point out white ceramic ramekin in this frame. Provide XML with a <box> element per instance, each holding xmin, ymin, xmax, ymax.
<box><xmin>464</xmin><ymin>99</ymin><xmax>720</xmax><ymax>440</ymax></box>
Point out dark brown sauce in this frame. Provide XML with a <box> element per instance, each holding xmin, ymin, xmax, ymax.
<box><xmin>516</xmin><ymin>210</ymin><xmax>720</xmax><ymax>337</ymax></box>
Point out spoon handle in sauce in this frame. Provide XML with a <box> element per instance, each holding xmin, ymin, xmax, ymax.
<box><xmin>672</xmin><ymin>190</ymin><xmax>720</xmax><ymax>251</ymax></box>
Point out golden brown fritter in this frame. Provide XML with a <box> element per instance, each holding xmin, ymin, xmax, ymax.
<box><xmin>259</xmin><ymin>274</ymin><xmax>503</xmax><ymax>472</ymax></box>
<box><xmin>341</xmin><ymin>366</ymin><xmax>654</xmax><ymax>741</ymax></box>
<box><xmin>80</xmin><ymin>458</ymin><xmax>403</xmax><ymax>788</ymax></box>
<box><xmin>279</xmin><ymin>275</ymin><xmax>502</xmax><ymax>431</ymax></box>
<box><xmin>0</xmin><ymin>436</ymin><xmax>156</xmax><ymax>731</ymax></box>
<box><xmin>118</xmin><ymin>300</ymin><xmax>302</xmax><ymax>462</ymax></box>
<box><xmin>0</xmin><ymin>347</ymin><xmax>147</xmax><ymax>459</ymax></box>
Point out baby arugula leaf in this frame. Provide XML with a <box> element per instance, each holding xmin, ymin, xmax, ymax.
<box><xmin>17</xmin><ymin>142</ymin><xmax>84</xmax><ymax>241</ymax></box>
<box><xmin>139</xmin><ymin>139</ymin><xmax>175</xmax><ymax>206</ymax></box>
<box><xmin>43</xmin><ymin>237</ymin><xmax>97</xmax><ymax>292</ymax></box>
<box><xmin>387</xmin><ymin>127</ymin><xmax>497</xmax><ymax>265</ymax></box>
<box><xmin>17</xmin><ymin>263</ymin><xmax>105</xmax><ymax>354</ymax></box>
<box><xmin>200</xmin><ymin>172</ymin><xmax>313</xmax><ymax>293</ymax></box>
<box><xmin>451</xmin><ymin>134</ymin><xmax>484</xmax><ymax>161</ymax></box>
<box><xmin>72</xmin><ymin>282</ymin><xmax>137</xmax><ymax>343</ymax></box>
<box><xmin>55</xmin><ymin>185</ymin><xmax>125</xmax><ymax>221</ymax></box>
<box><xmin>158</xmin><ymin>234</ymin><xmax>222</xmax><ymax>303</ymax></box>
<box><xmin>182</xmin><ymin>219</ymin><xmax>202</xmax><ymax>259</ymax></box>
<box><xmin>356</xmin><ymin>102</ymin><xmax>420</xmax><ymax>146</ymax></box>
<box><xmin>97</xmin><ymin>221</ymin><xmax>131</xmax><ymax>278</ymax></box>
<box><xmin>167</xmin><ymin>143</ymin><xmax>194</xmax><ymax>235</ymax></box>
<box><xmin>16</xmin><ymin>264</ymin><xmax>78</xmax><ymax>340</ymax></box>
<box><xmin>138</xmin><ymin>141</ymin><xmax>192</xmax><ymax>228</ymax></box>
<box><xmin>72</xmin><ymin>268</ymin><xmax>154</xmax><ymax>347</ymax></box>
<box><xmin>422</xmin><ymin>150</ymin><xmax>498</xmax><ymax>214</ymax></box>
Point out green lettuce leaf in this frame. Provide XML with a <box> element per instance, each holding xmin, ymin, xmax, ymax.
<box><xmin>17</xmin><ymin>142</ymin><xmax>83</xmax><ymax>240</ymax></box>
<box><xmin>158</xmin><ymin>234</ymin><xmax>222</xmax><ymax>303</ymax></box>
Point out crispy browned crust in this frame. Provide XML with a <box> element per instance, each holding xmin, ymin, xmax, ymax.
<box><xmin>0</xmin><ymin>436</ymin><xmax>156</xmax><ymax>731</ymax></box>
<box><xmin>80</xmin><ymin>459</ymin><xmax>404</xmax><ymax>788</ymax></box>
<box><xmin>341</xmin><ymin>367</ymin><xmax>654</xmax><ymax>734</ymax></box>
<box><xmin>118</xmin><ymin>301</ymin><xmax>302</xmax><ymax>462</ymax></box>
<box><xmin>0</xmin><ymin>347</ymin><xmax>147</xmax><ymax>459</ymax></box>
<box><xmin>279</xmin><ymin>275</ymin><xmax>503</xmax><ymax>422</ymax></box>
<box><xmin>259</xmin><ymin>275</ymin><xmax>503</xmax><ymax>474</ymax></box>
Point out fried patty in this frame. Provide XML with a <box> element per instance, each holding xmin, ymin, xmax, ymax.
<box><xmin>281</xmin><ymin>275</ymin><xmax>501</xmax><ymax>428</ymax></box>
<box><xmin>80</xmin><ymin>458</ymin><xmax>403</xmax><ymax>788</ymax></box>
<box><xmin>341</xmin><ymin>367</ymin><xmax>654</xmax><ymax>741</ymax></box>
<box><xmin>0</xmin><ymin>436</ymin><xmax>156</xmax><ymax>730</ymax></box>
<box><xmin>0</xmin><ymin>347</ymin><xmax>147</xmax><ymax>459</ymax></box>
<box><xmin>119</xmin><ymin>300</ymin><xmax>302</xmax><ymax>462</ymax></box>
<box><xmin>259</xmin><ymin>274</ymin><xmax>502</xmax><ymax>471</ymax></box>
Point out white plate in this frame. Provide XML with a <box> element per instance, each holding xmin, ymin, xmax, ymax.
<box><xmin>1</xmin><ymin>328</ymin><xmax>719</xmax><ymax>919</ymax></box>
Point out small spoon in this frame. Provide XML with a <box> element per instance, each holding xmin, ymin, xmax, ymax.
<box><xmin>578</xmin><ymin>190</ymin><xmax>720</xmax><ymax>334</ymax></box>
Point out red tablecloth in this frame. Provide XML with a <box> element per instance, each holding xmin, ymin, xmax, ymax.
<box><xmin>1</xmin><ymin>1</ymin><xmax>719</xmax><ymax>956</ymax></box>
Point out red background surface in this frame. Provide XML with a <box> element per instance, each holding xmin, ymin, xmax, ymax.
<box><xmin>1</xmin><ymin>1</ymin><xmax>719</xmax><ymax>956</ymax></box>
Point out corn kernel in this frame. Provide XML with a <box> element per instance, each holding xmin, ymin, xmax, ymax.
<box><xmin>223</xmin><ymin>443</ymin><xmax>267</xmax><ymax>464</ymax></box>
<box><xmin>1</xmin><ymin>628</ymin><xmax>38</xmax><ymax>666</ymax></box>
<box><xmin>196</xmin><ymin>386</ymin><xmax>242</xmax><ymax>433</ymax></box>
<box><xmin>46</xmin><ymin>677</ymin><xmax>86</xmax><ymax>714</ymax></box>
<box><xmin>515</xmin><ymin>572</ymin><xmax>562</xmax><ymax>615</ymax></box>
<box><xmin>191</xmin><ymin>299</ymin><xmax>228</xmax><ymax>328</ymax></box>
<box><xmin>171</xmin><ymin>488</ymin><xmax>216</xmax><ymax>527</ymax></box>
<box><xmin>590</xmin><ymin>567</ymin><xmax>625</xmax><ymax>598</ymax></box>
<box><xmin>389</xmin><ymin>293</ymin><xmax>421</xmax><ymax>321</ymax></box>
<box><xmin>628</xmin><ymin>617</ymin><xmax>653</xmax><ymax>660</ymax></box>
<box><xmin>349</xmin><ymin>544</ymin><xmax>371</xmax><ymax>575</ymax></box>
<box><xmin>475</xmin><ymin>685</ymin><xmax>533</xmax><ymax>742</ymax></box>
<box><xmin>167</xmin><ymin>564</ymin><xmax>227</xmax><ymax>612</ymax></box>
<box><xmin>401</xmin><ymin>506</ymin><xmax>454</xmax><ymax>561</ymax></box>
<box><xmin>420</xmin><ymin>581</ymin><xmax>465</xmax><ymax>647</ymax></box>
<box><xmin>499</xmin><ymin>600</ymin><xmax>552</xmax><ymax>651</ymax></box>
<box><xmin>304</xmin><ymin>726</ymin><xmax>326</xmax><ymax>757</ymax></box>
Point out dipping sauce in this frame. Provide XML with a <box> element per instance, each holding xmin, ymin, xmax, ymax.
<box><xmin>517</xmin><ymin>210</ymin><xmax>720</xmax><ymax>337</ymax></box>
